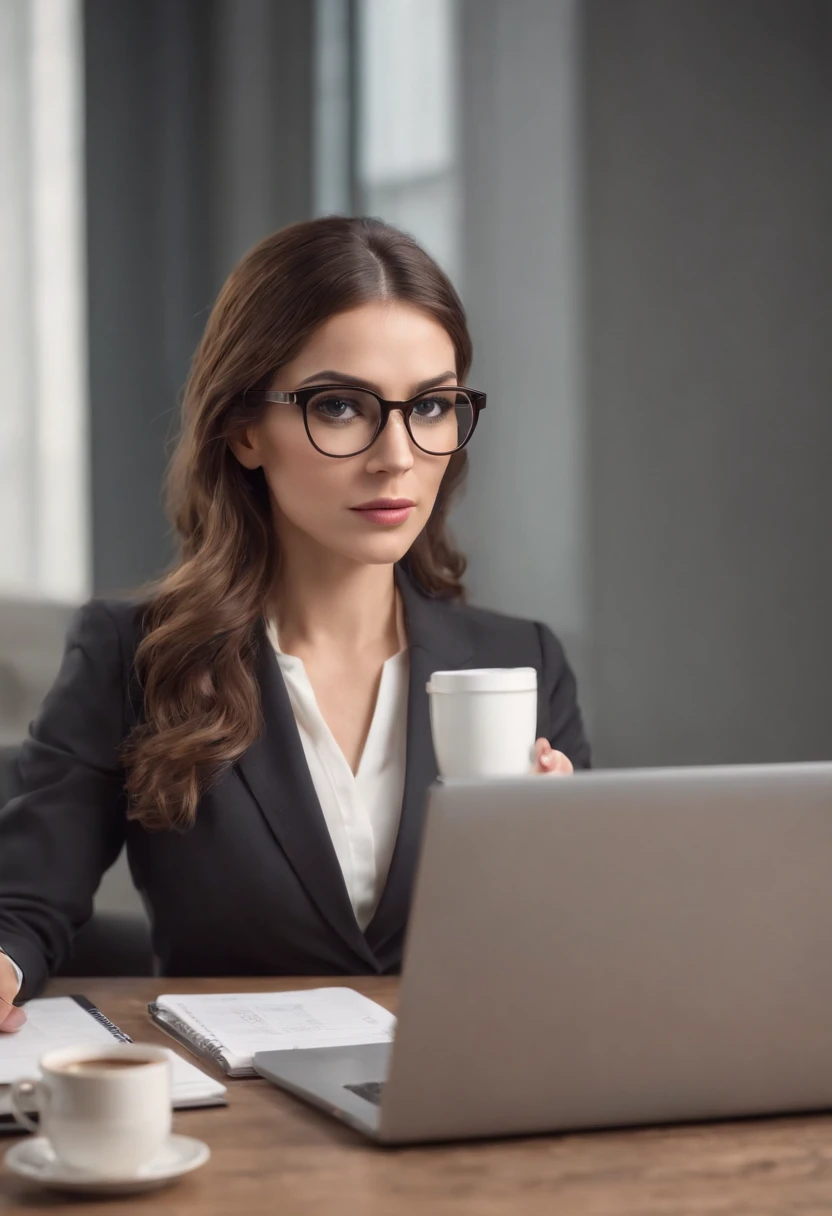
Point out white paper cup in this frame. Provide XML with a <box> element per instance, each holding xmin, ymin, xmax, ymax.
<box><xmin>427</xmin><ymin>667</ymin><xmax>538</xmax><ymax>779</ymax></box>
<box><xmin>10</xmin><ymin>1042</ymin><xmax>172</xmax><ymax>1176</ymax></box>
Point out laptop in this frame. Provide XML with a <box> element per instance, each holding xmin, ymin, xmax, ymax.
<box><xmin>254</xmin><ymin>761</ymin><xmax>832</xmax><ymax>1144</ymax></box>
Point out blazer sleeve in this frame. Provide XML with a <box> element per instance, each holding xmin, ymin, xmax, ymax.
<box><xmin>0</xmin><ymin>601</ymin><xmax>129</xmax><ymax>998</ymax></box>
<box><xmin>535</xmin><ymin>621</ymin><xmax>591</xmax><ymax>770</ymax></box>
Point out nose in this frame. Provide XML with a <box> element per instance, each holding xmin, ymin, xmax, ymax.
<box><xmin>365</xmin><ymin>409</ymin><xmax>415</xmax><ymax>475</ymax></box>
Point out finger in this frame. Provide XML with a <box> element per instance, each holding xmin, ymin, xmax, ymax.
<box><xmin>535</xmin><ymin>746</ymin><xmax>573</xmax><ymax>775</ymax></box>
<box><xmin>549</xmin><ymin>751</ymin><xmax>573</xmax><ymax>774</ymax></box>
<box><xmin>0</xmin><ymin>1004</ymin><xmax>27</xmax><ymax>1033</ymax></box>
<box><xmin>534</xmin><ymin>738</ymin><xmax>555</xmax><ymax>772</ymax></box>
<box><xmin>0</xmin><ymin>983</ymin><xmax>21</xmax><ymax>1008</ymax></box>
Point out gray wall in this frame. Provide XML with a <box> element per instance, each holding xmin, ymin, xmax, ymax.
<box><xmin>584</xmin><ymin>0</ymin><xmax>832</xmax><ymax>767</ymax></box>
<box><xmin>84</xmin><ymin>0</ymin><xmax>314</xmax><ymax>596</ymax></box>
<box><xmin>456</xmin><ymin>0</ymin><xmax>831</xmax><ymax>768</ymax></box>
<box><xmin>456</xmin><ymin>0</ymin><xmax>589</xmax><ymax>698</ymax></box>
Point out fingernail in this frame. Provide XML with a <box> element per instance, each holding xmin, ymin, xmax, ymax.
<box><xmin>541</xmin><ymin>752</ymin><xmax>553</xmax><ymax>767</ymax></box>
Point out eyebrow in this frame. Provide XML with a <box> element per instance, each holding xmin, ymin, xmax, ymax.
<box><xmin>294</xmin><ymin>369</ymin><xmax>458</xmax><ymax>395</ymax></box>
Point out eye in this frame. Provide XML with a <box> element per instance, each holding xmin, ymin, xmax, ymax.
<box><xmin>309</xmin><ymin>393</ymin><xmax>365</xmax><ymax>422</ymax></box>
<box><xmin>412</xmin><ymin>394</ymin><xmax>454</xmax><ymax>420</ymax></box>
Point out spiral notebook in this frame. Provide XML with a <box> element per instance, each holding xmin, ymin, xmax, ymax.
<box><xmin>0</xmin><ymin>995</ymin><xmax>227</xmax><ymax>1132</ymax></box>
<box><xmin>149</xmin><ymin>988</ymin><xmax>397</xmax><ymax>1078</ymax></box>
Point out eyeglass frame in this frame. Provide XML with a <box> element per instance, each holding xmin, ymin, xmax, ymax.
<box><xmin>243</xmin><ymin>384</ymin><xmax>487</xmax><ymax>458</ymax></box>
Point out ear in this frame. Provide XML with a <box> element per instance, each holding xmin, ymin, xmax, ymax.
<box><xmin>228</xmin><ymin>424</ymin><xmax>262</xmax><ymax>470</ymax></box>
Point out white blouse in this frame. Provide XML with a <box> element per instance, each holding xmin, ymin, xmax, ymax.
<box><xmin>266</xmin><ymin>623</ymin><xmax>409</xmax><ymax>931</ymax></box>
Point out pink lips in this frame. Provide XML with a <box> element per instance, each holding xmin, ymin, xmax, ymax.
<box><xmin>351</xmin><ymin>498</ymin><xmax>415</xmax><ymax>526</ymax></box>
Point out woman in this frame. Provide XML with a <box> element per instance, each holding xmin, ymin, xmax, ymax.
<box><xmin>0</xmin><ymin>216</ymin><xmax>589</xmax><ymax>1030</ymax></box>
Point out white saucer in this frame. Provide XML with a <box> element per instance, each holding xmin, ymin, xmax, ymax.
<box><xmin>4</xmin><ymin>1134</ymin><xmax>210</xmax><ymax>1195</ymax></box>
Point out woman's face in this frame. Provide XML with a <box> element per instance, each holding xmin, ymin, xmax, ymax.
<box><xmin>231</xmin><ymin>300</ymin><xmax>458</xmax><ymax>570</ymax></box>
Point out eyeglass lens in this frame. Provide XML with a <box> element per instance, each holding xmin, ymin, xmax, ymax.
<box><xmin>304</xmin><ymin>389</ymin><xmax>475</xmax><ymax>456</ymax></box>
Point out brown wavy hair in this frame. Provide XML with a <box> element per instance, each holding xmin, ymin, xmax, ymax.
<box><xmin>122</xmin><ymin>216</ymin><xmax>473</xmax><ymax>831</ymax></box>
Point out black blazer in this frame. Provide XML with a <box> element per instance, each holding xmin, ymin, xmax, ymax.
<box><xmin>0</xmin><ymin>566</ymin><xmax>589</xmax><ymax>998</ymax></box>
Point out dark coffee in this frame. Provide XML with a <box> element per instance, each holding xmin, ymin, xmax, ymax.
<box><xmin>60</xmin><ymin>1057</ymin><xmax>153</xmax><ymax>1074</ymax></box>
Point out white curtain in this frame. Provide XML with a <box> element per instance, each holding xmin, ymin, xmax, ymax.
<box><xmin>0</xmin><ymin>0</ymin><xmax>89</xmax><ymax>602</ymax></box>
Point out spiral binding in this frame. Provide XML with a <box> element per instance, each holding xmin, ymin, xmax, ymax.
<box><xmin>151</xmin><ymin>1006</ymin><xmax>230</xmax><ymax>1070</ymax></box>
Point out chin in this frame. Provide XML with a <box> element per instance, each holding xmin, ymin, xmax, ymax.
<box><xmin>333</xmin><ymin>530</ymin><xmax>420</xmax><ymax>568</ymax></box>
<box><xmin>354</xmin><ymin>539</ymin><xmax>415</xmax><ymax>566</ymax></box>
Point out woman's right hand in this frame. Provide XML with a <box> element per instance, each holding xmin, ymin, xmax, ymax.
<box><xmin>0</xmin><ymin>954</ymin><xmax>25</xmax><ymax>1032</ymax></box>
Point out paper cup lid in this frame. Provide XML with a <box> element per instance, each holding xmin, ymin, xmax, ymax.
<box><xmin>426</xmin><ymin>667</ymin><xmax>538</xmax><ymax>694</ymax></box>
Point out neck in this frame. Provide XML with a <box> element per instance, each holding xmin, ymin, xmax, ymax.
<box><xmin>271</xmin><ymin>544</ymin><xmax>405</xmax><ymax>659</ymax></box>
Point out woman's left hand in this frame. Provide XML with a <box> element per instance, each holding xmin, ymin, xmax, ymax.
<box><xmin>533</xmin><ymin>738</ymin><xmax>573</xmax><ymax>775</ymax></box>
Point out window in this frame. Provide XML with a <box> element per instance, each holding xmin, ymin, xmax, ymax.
<box><xmin>0</xmin><ymin>0</ymin><xmax>89</xmax><ymax>601</ymax></box>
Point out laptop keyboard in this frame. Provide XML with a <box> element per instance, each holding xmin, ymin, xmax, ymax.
<box><xmin>344</xmin><ymin>1080</ymin><xmax>385</xmax><ymax>1106</ymax></box>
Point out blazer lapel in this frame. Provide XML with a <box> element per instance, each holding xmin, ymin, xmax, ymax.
<box><xmin>235</xmin><ymin>623</ymin><xmax>378</xmax><ymax>970</ymax></box>
<box><xmin>365</xmin><ymin>565</ymin><xmax>474</xmax><ymax>956</ymax></box>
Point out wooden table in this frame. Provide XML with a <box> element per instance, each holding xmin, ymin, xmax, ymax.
<box><xmin>3</xmin><ymin>977</ymin><xmax>832</xmax><ymax>1214</ymax></box>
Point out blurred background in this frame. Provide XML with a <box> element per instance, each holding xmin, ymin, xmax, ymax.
<box><xmin>1</xmin><ymin>0</ymin><xmax>830</xmax><ymax>923</ymax></box>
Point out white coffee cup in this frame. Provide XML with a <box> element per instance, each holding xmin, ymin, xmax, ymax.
<box><xmin>10</xmin><ymin>1042</ymin><xmax>172</xmax><ymax>1176</ymax></box>
<box><xmin>427</xmin><ymin>667</ymin><xmax>538</xmax><ymax>779</ymax></box>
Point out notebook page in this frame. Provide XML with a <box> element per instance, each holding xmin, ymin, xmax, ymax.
<box><xmin>155</xmin><ymin>987</ymin><xmax>396</xmax><ymax>1070</ymax></box>
<box><xmin>0</xmin><ymin>996</ymin><xmax>118</xmax><ymax>1084</ymax></box>
<box><xmin>0</xmin><ymin>996</ymin><xmax>226</xmax><ymax>1105</ymax></box>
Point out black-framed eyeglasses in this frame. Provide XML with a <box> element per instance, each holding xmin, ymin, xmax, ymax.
<box><xmin>244</xmin><ymin>384</ymin><xmax>486</xmax><ymax>458</ymax></box>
